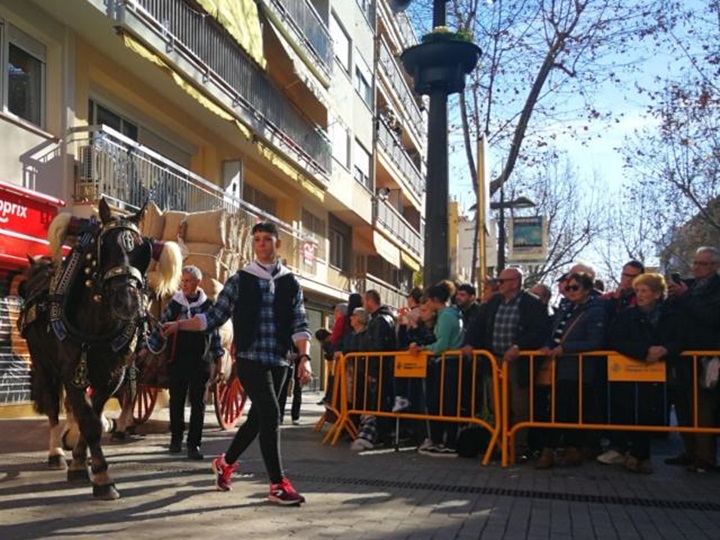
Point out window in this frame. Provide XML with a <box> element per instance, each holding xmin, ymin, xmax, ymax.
<box><xmin>353</xmin><ymin>139</ymin><xmax>371</xmax><ymax>189</ymax></box>
<box><xmin>3</xmin><ymin>23</ymin><xmax>46</xmax><ymax>128</ymax></box>
<box><xmin>302</xmin><ymin>208</ymin><xmax>327</xmax><ymax>261</ymax></box>
<box><xmin>244</xmin><ymin>184</ymin><xmax>276</xmax><ymax>216</ymax></box>
<box><xmin>330</xmin><ymin>13</ymin><xmax>351</xmax><ymax>73</ymax></box>
<box><xmin>329</xmin><ymin>118</ymin><xmax>350</xmax><ymax>169</ymax></box>
<box><xmin>329</xmin><ymin>215</ymin><xmax>351</xmax><ymax>271</ymax></box>
<box><xmin>354</xmin><ymin>54</ymin><xmax>373</xmax><ymax>106</ymax></box>
<box><xmin>89</xmin><ymin>100</ymin><xmax>138</xmax><ymax>140</ymax></box>
<box><xmin>356</xmin><ymin>0</ymin><xmax>375</xmax><ymax>25</ymax></box>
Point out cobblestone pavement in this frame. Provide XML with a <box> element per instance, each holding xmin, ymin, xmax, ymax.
<box><xmin>1</xmin><ymin>392</ymin><xmax>719</xmax><ymax>540</ymax></box>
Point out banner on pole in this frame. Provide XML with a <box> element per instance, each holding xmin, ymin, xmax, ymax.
<box><xmin>508</xmin><ymin>216</ymin><xmax>547</xmax><ymax>262</ymax></box>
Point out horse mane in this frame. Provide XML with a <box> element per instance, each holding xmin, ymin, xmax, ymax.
<box><xmin>47</xmin><ymin>213</ymin><xmax>72</xmax><ymax>263</ymax></box>
<box><xmin>154</xmin><ymin>241</ymin><xmax>182</xmax><ymax>298</ymax></box>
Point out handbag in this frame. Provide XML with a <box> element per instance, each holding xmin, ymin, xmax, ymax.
<box><xmin>535</xmin><ymin>358</ymin><xmax>552</xmax><ymax>387</ymax></box>
<box><xmin>534</xmin><ymin>310</ymin><xmax>586</xmax><ymax>387</ymax></box>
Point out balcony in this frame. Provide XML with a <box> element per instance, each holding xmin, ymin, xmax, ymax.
<box><xmin>374</xmin><ymin>198</ymin><xmax>423</xmax><ymax>261</ymax></box>
<box><xmin>259</xmin><ymin>0</ymin><xmax>333</xmax><ymax>79</ymax></box>
<box><xmin>378</xmin><ymin>39</ymin><xmax>425</xmax><ymax>143</ymax></box>
<box><xmin>376</xmin><ymin>118</ymin><xmax>424</xmax><ymax>201</ymax></box>
<box><xmin>69</xmin><ymin>125</ymin><xmax>319</xmax><ymax>276</ymax></box>
<box><xmin>378</xmin><ymin>0</ymin><xmax>418</xmax><ymax>51</ymax></box>
<box><xmin>117</xmin><ymin>0</ymin><xmax>331</xmax><ymax>178</ymax></box>
<box><xmin>352</xmin><ymin>273</ymin><xmax>407</xmax><ymax>310</ymax></box>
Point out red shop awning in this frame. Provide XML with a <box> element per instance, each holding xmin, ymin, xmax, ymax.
<box><xmin>0</xmin><ymin>180</ymin><xmax>65</xmax><ymax>269</ymax></box>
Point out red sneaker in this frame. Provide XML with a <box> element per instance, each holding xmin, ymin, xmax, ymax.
<box><xmin>268</xmin><ymin>477</ymin><xmax>306</xmax><ymax>506</ymax></box>
<box><xmin>211</xmin><ymin>455</ymin><xmax>237</xmax><ymax>492</ymax></box>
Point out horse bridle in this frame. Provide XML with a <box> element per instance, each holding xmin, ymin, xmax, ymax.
<box><xmin>95</xmin><ymin>219</ymin><xmax>146</xmax><ymax>289</ymax></box>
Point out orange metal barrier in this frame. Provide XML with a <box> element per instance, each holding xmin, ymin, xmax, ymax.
<box><xmin>501</xmin><ymin>350</ymin><xmax>720</xmax><ymax>467</ymax></box>
<box><xmin>320</xmin><ymin>350</ymin><xmax>503</xmax><ymax>465</ymax></box>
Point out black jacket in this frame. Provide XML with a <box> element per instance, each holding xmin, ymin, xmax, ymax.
<box><xmin>609</xmin><ymin>302</ymin><xmax>683</xmax><ymax>365</ymax></box>
<box><xmin>670</xmin><ymin>274</ymin><xmax>720</xmax><ymax>351</ymax></box>
<box><xmin>465</xmin><ymin>290</ymin><xmax>549</xmax><ymax>387</ymax></box>
<box><xmin>367</xmin><ymin>305</ymin><xmax>397</xmax><ymax>352</ymax></box>
<box><xmin>465</xmin><ymin>290</ymin><xmax>548</xmax><ymax>352</ymax></box>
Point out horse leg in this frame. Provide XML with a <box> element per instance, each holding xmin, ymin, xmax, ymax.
<box><xmin>87</xmin><ymin>391</ymin><xmax>120</xmax><ymax>500</ymax></box>
<box><xmin>65</xmin><ymin>390</ymin><xmax>91</xmax><ymax>484</ymax></box>
<box><xmin>47</xmin><ymin>411</ymin><xmax>67</xmax><ymax>470</ymax></box>
<box><xmin>112</xmin><ymin>382</ymin><xmax>136</xmax><ymax>441</ymax></box>
<box><xmin>60</xmin><ymin>396</ymin><xmax>79</xmax><ymax>451</ymax></box>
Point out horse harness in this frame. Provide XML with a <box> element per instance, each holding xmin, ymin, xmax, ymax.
<box><xmin>20</xmin><ymin>216</ymin><xmax>151</xmax><ymax>388</ymax></box>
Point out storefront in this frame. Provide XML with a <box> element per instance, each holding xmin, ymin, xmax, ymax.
<box><xmin>0</xmin><ymin>181</ymin><xmax>64</xmax><ymax>408</ymax></box>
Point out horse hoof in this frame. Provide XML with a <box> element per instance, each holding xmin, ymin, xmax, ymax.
<box><xmin>67</xmin><ymin>468</ymin><xmax>90</xmax><ymax>484</ymax></box>
<box><xmin>93</xmin><ymin>483</ymin><xmax>120</xmax><ymax>500</ymax></box>
<box><xmin>108</xmin><ymin>418</ymin><xmax>118</xmax><ymax>433</ymax></box>
<box><xmin>48</xmin><ymin>455</ymin><xmax>67</xmax><ymax>470</ymax></box>
<box><xmin>110</xmin><ymin>430</ymin><xmax>126</xmax><ymax>442</ymax></box>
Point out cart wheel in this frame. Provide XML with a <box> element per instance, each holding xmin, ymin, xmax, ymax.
<box><xmin>214</xmin><ymin>375</ymin><xmax>246</xmax><ymax>430</ymax></box>
<box><xmin>132</xmin><ymin>385</ymin><xmax>158</xmax><ymax>425</ymax></box>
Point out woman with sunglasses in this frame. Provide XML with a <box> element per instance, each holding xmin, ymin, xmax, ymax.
<box><xmin>536</xmin><ymin>272</ymin><xmax>608</xmax><ymax>469</ymax></box>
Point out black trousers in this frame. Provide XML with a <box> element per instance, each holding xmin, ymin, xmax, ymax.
<box><xmin>542</xmin><ymin>380</ymin><xmax>600</xmax><ymax>449</ymax></box>
<box><xmin>225</xmin><ymin>360</ymin><xmax>288</xmax><ymax>484</ymax></box>
<box><xmin>168</xmin><ymin>356</ymin><xmax>210</xmax><ymax>448</ymax></box>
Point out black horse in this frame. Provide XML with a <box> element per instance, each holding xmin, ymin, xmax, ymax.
<box><xmin>19</xmin><ymin>199</ymin><xmax>181</xmax><ymax>500</ymax></box>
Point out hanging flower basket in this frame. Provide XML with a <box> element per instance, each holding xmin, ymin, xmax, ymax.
<box><xmin>401</xmin><ymin>33</ymin><xmax>481</xmax><ymax>95</ymax></box>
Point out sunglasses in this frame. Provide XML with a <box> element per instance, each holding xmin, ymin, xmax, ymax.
<box><xmin>565</xmin><ymin>284</ymin><xmax>582</xmax><ymax>292</ymax></box>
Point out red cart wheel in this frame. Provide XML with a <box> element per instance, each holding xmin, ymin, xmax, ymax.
<box><xmin>214</xmin><ymin>374</ymin><xmax>246</xmax><ymax>430</ymax></box>
<box><xmin>132</xmin><ymin>385</ymin><xmax>158</xmax><ymax>425</ymax></box>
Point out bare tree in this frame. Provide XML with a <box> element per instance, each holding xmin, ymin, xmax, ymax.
<box><xmin>407</xmin><ymin>0</ymin><xmax>674</xmax><ymax>280</ymax></box>
<box><xmin>618</xmin><ymin>1</ymin><xmax>720</xmax><ymax>268</ymax></box>
<box><xmin>508</xmin><ymin>153</ymin><xmax>610</xmax><ymax>285</ymax></box>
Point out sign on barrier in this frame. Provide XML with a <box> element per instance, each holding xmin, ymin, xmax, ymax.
<box><xmin>607</xmin><ymin>354</ymin><xmax>666</xmax><ymax>383</ymax></box>
<box><xmin>394</xmin><ymin>353</ymin><xmax>427</xmax><ymax>378</ymax></box>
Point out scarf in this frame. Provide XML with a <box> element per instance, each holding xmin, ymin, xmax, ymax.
<box><xmin>242</xmin><ymin>259</ymin><xmax>292</xmax><ymax>294</ymax></box>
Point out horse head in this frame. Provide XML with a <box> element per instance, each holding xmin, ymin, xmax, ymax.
<box><xmin>46</xmin><ymin>199</ymin><xmax>182</xmax><ymax>322</ymax></box>
<box><xmin>96</xmin><ymin>199</ymin><xmax>150</xmax><ymax>321</ymax></box>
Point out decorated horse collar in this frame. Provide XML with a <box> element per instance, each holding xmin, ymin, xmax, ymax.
<box><xmin>48</xmin><ymin>218</ymin><xmax>144</xmax><ymax>353</ymax></box>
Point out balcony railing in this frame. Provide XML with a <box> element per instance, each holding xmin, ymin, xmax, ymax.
<box><xmin>260</xmin><ymin>0</ymin><xmax>333</xmax><ymax>76</ymax></box>
<box><xmin>70</xmin><ymin>125</ymin><xmax>317</xmax><ymax>275</ymax></box>
<box><xmin>374</xmin><ymin>198</ymin><xmax>423</xmax><ymax>260</ymax></box>
<box><xmin>376</xmin><ymin>118</ymin><xmax>424</xmax><ymax>200</ymax></box>
<box><xmin>119</xmin><ymin>0</ymin><xmax>331</xmax><ymax>177</ymax></box>
<box><xmin>352</xmin><ymin>273</ymin><xmax>407</xmax><ymax>310</ymax></box>
<box><xmin>378</xmin><ymin>39</ymin><xmax>425</xmax><ymax>139</ymax></box>
<box><xmin>394</xmin><ymin>10</ymin><xmax>418</xmax><ymax>50</ymax></box>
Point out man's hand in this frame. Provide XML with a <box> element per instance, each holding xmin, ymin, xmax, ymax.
<box><xmin>667</xmin><ymin>281</ymin><xmax>688</xmax><ymax>298</ymax></box>
<box><xmin>409</xmin><ymin>342</ymin><xmax>421</xmax><ymax>355</ymax></box>
<box><xmin>547</xmin><ymin>346</ymin><xmax>563</xmax><ymax>359</ymax></box>
<box><xmin>297</xmin><ymin>356</ymin><xmax>313</xmax><ymax>386</ymax></box>
<box><xmin>503</xmin><ymin>344</ymin><xmax>520</xmax><ymax>363</ymax></box>
<box><xmin>160</xmin><ymin>321</ymin><xmax>179</xmax><ymax>338</ymax></box>
<box><xmin>461</xmin><ymin>344</ymin><xmax>473</xmax><ymax>357</ymax></box>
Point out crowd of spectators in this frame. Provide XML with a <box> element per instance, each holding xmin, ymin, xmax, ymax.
<box><xmin>319</xmin><ymin>246</ymin><xmax>720</xmax><ymax>472</ymax></box>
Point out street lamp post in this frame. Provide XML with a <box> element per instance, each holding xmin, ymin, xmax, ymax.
<box><xmin>396</xmin><ymin>0</ymin><xmax>481</xmax><ymax>286</ymax></box>
<box><xmin>490</xmin><ymin>189</ymin><xmax>535</xmax><ymax>271</ymax></box>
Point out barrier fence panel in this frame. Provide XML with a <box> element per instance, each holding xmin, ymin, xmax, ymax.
<box><xmin>320</xmin><ymin>349</ymin><xmax>502</xmax><ymax>466</ymax></box>
<box><xmin>501</xmin><ymin>350</ymin><xmax>720</xmax><ymax>467</ymax></box>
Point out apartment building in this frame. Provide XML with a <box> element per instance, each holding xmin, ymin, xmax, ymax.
<box><xmin>0</xmin><ymin>0</ymin><xmax>426</xmax><ymax>406</ymax></box>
